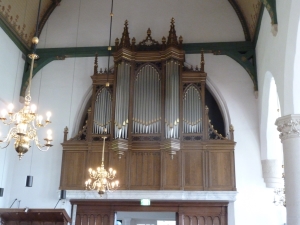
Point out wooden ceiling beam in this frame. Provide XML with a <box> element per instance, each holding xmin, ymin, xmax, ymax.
<box><xmin>19</xmin><ymin>41</ymin><xmax>257</xmax><ymax>98</ymax></box>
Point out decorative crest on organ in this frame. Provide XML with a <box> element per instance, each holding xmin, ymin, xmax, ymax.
<box><xmin>200</xmin><ymin>50</ymin><xmax>205</xmax><ymax>72</ymax></box>
<box><xmin>167</xmin><ymin>18</ymin><xmax>180</xmax><ymax>48</ymax></box>
<box><xmin>119</xmin><ymin>20</ymin><xmax>131</xmax><ymax>49</ymax></box>
<box><xmin>94</xmin><ymin>52</ymin><xmax>98</xmax><ymax>75</ymax></box>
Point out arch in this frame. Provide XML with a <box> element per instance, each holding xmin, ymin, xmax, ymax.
<box><xmin>260</xmin><ymin>72</ymin><xmax>282</xmax><ymax>160</ymax></box>
<box><xmin>206</xmin><ymin>77</ymin><xmax>232</xmax><ymax>139</ymax></box>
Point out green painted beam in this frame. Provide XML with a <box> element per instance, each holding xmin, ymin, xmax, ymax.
<box><xmin>260</xmin><ymin>0</ymin><xmax>277</xmax><ymax>25</ymax></box>
<box><xmin>0</xmin><ymin>17</ymin><xmax>29</xmax><ymax>54</ymax></box>
<box><xmin>223</xmin><ymin>50</ymin><xmax>257</xmax><ymax>91</ymax></box>
<box><xmin>20</xmin><ymin>41</ymin><xmax>257</xmax><ymax>97</ymax></box>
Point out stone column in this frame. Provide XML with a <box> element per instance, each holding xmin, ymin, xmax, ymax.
<box><xmin>276</xmin><ymin>114</ymin><xmax>300</xmax><ymax>224</ymax></box>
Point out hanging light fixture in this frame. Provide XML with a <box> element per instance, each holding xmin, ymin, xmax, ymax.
<box><xmin>85</xmin><ymin>132</ymin><xmax>119</xmax><ymax>196</ymax></box>
<box><xmin>0</xmin><ymin>0</ymin><xmax>53</xmax><ymax>160</ymax></box>
<box><xmin>85</xmin><ymin>0</ymin><xmax>119</xmax><ymax>196</ymax></box>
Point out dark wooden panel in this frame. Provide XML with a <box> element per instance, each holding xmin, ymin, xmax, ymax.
<box><xmin>130</xmin><ymin>151</ymin><xmax>160</xmax><ymax>188</ymax></box>
<box><xmin>109</xmin><ymin>151</ymin><xmax>127</xmax><ymax>189</ymax></box>
<box><xmin>163</xmin><ymin>152</ymin><xmax>181</xmax><ymax>189</ymax></box>
<box><xmin>72</xmin><ymin>200</ymin><xmax>228</xmax><ymax>225</ymax></box>
<box><xmin>208</xmin><ymin>150</ymin><xmax>235</xmax><ymax>190</ymax></box>
<box><xmin>0</xmin><ymin>209</ymin><xmax>70</xmax><ymax>225</ymax></box>
<box><xmin>88</xmin><ymin>152</ymin><xmax>103</xmax><ymax>170</ymax></box>
<box><xmin>60</xmin><ymin>151</ymin><xmax>86</xmax><ymax>189</ymax></box>
<box><xmin>183</xmin><ymin>149</ymin><xmax>204</xmax><ymax>190</ymax></box>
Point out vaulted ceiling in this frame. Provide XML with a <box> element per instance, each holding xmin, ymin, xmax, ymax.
<box><xmin>0</xmin><ymin>0</ymin><xmax>277</xmax><ymax>52</ymax></box>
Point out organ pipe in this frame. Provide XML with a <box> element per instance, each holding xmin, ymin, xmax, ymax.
<box><xmin>133</xmin><ymin>64</ymin><xmax>161</xmax><ymax>134</ymax></box>
<box><xmin>183</xmin><ymin>85</ymin><xmax>202</xmax><ymax>133</ymax></box>
<box><xmin>114</xmin><ymin>62</ymin><xmax>130</xmax><ymax>139</ymax></box>
<box><xmin>165</xmin><ymin>60</ymin><xmax>179</xmax><ymax>139</ymax></box>
<box><xmin>93</xmin><ymin>87</ymin><xmax>112</xmax><ymax>134</ymax></box>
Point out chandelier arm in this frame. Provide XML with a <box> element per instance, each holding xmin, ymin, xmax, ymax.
<box><xmin>34</xmin><ymin>136</ymin><xmax>50</xmax><ymax>152</ymax></box>
<box><xmin>1</xmin><ymin>120</ymin><xmax>15</xmax><ymax>126</ymax></box>
<box><xmin>0</xmin><ymin>140</ymin><xmax>11</xmax><ymax>149</ymax></box>
<box><xmin>2</xmin><ymin>127</ymin><xmax>18</xmax><ymax>142</ymax></box>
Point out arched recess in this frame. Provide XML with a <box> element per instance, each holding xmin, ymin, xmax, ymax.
<box><xmin>260</xmin><ymin>72</ymin><xmax>282</xmax><ymax>160</ymax></box>
<box><xmin>206</xmin><ymin>77</ymin><xmax>232</xmax><ymax>139</ymax></box>
<box><xmin>260</xmin><ymin>72</ymin><xmax>283</xmax><ymax>188</ymax></box>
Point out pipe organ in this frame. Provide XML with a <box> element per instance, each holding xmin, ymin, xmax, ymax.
<box><xmin>60</xmin><ymin>19</ymin><xmax>236</xmax><ymax>192</ymax></box>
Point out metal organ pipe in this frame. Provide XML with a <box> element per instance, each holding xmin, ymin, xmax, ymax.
<box><xmin>133</xmin><ymin>65</ymin><xmax>161</xmax><ymax>134</ymax></box>
<box><xmin>165</xmin><ymin>60</ymin><xmax>179</xmax><ymax>139</ymax></box>
<box><xmin>114</xmin><ymin>62</ymin><xmax>130</xmax><ymax>139</ymax></box>
<box><xmin>183</xmin><ymin>85</ymin><xmax>202</xmax><ymax>133</ymax></box>
<box><xmin>93</xmin><ymin>87</ymin><xmax>112</xmax><ymax>134</ymax></box>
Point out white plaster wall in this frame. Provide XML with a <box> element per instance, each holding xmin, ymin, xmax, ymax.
<box><xmin>38</xmin><ymin>0</ymin><xmax>245</xmax><ymax>49</ymax></box>
<box><xmin>256</xmin><ymin>0</ymin><xmax>300</xmax><ymax>116</ymax></box>
<box><xmin>186</xmin><ymin>53</ymin><xmax>285</xmax><ymax>225</ymax></box>
<box><xmin>0</xmin><ymin>27</ymin><xmax>25</xmax><ymax>208</ymax></box>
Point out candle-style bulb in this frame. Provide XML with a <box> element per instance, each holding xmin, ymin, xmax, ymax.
<box><xmin>46</xmin><ymin>111</ymin><xmax>51</xmax><ymax>121</ymax></box>
<box><xmin>31</xmin><ymin>104</ymin><xmax>37</xmax><ymax>113</ymax></box>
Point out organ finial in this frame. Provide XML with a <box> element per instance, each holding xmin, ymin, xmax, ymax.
<box><xmin>200</xmin><ymin>50</ymin><xmax>205</xmax><ymax>72</ymax></box>
<box><xmin>94</xmin><ymin>53</ymin><xmax>98</xmax><ymax>75</ymax></box>
<box><xmin>119</xmin><ymin>20</ymin><xmax>131</xmax><ymax>48</ymax></box>
<box><xmin>167</xmin><ymin>18</ymin><xmax>179</xmax><ymax>47</ymax></box>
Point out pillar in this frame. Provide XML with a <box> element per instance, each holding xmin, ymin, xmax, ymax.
<box><xmin>276</xmin><ymin>114</ymin><xmax>300</xmax><ymax>224</ymax></box>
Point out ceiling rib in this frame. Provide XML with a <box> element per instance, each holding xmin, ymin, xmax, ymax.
<box><xmin>227</xmin><ymin>0</ymin><xmax>251</xmax><ymax>42</ymax></box>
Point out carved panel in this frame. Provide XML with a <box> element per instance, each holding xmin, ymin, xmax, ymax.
<box><xmin>76</xmin><ymin>212</ymin><xmax>111</xmax><ymax>225</ymax></box>
<box><xmin>183</xmin><ymin>150</ymin><xmax>204</xmax><ymax>190</ymax></box>
<box><xmin>180</xmin><ymin>206</ymin><xmax>226</xmax><ymax>225</ymax></box>
<box><xmin>130</xmin><ymin>151</ymin><xmax>160</xmax><ymax>189</ymax></box>
<box><xmin>109</xmin><ymin>152</ymin><xmax>127</xmax><ymax>189</ymax></box>
<box><xmin>60</xmin><ymin>151</ymin><xmax>86</xmax><ymax>189</ymax></box>
<box><xmin>208</xmin><ymin>150</ymin><xmax>235</xmax><ymax>190</ymax></box>
<box><xmin>163</xmin><ymin>152</ymin><xmax>181</xmax><ymax>189</ymax></box>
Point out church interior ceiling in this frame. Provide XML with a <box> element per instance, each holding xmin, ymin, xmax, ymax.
<box><xmin>0</xmin><ymin>0</ymin><xmax>274</xmax><ymax>51</ymax></box>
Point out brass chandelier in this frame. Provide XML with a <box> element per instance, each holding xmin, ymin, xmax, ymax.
<box><xmin>0</xmin><ymin>0</ymin><xmax>53</xmax><ymax>160</ymax></box>
<box><xmin>85</xmin><ymin>134</ymin><xmax>119</xmax><ymax>196</ymax></box>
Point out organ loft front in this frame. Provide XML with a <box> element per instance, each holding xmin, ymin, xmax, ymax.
<box><xmin>60</xmin><ymin>19</ymin><xmax>236</xmax><ymax>192</ymax></box>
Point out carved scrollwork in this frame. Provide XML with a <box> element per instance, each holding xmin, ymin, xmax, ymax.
<box><xmin>132</xmin><ymin>135</ymin><xmax>161</xmax><ymax>141</ymax></box>
<box><xmin>276</xmin><ymin>115</ymin><xmax>300</xmax><ymax>141</ymax></box>
<box><xmin>208</xmin><ymin>119</ymin><xmax>227</xmax><ymax>140</ymax></box>
<box><xmin>136</xmin><ymin>28</ymin><xmax>162</xmax><ymax>51</ymax></box>
<box><xmin>70</xmin><ymin>120</ymin><xmax>88</xmax><ymax>141</ymax></box>
<box><xmin>183</xmin><ymin>135</ymin><xmax>202</xmax><ymax>141</ymax></box>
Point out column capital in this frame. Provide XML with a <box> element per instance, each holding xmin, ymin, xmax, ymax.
<box><xmin>275</xmin><ymin>114</ymin><xmax>300</xmax><ymax>141</ymax></box>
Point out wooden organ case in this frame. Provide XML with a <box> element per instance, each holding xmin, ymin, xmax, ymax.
<box><xmin>60</xmin><ymin>19</ymin><xmax>236</xmax><ymax>193</ymax></box>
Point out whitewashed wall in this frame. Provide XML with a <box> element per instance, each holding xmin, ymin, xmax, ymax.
<box><xmin>0</xmin><ymin>27</ymin><xmax>25</xmax><ymax>208</ymax></box>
